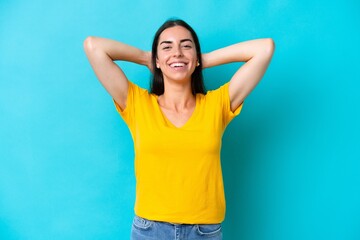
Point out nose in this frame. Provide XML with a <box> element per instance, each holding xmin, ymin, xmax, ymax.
<box><xmin>173</xmin><ymin>45</ymin><xmax>183</xmax><ymax>57</ymax></box>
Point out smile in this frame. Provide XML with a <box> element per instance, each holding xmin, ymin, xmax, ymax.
<box><xmin>169</xmin><ymin>62</ymin><xmax>187</xmax><ymax>68</ymax></box>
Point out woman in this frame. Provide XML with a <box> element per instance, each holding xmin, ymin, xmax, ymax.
<box><xmin>84</xmin><ymin>19</ymin><xmax>274</xmax><ymax>240</ymax></box>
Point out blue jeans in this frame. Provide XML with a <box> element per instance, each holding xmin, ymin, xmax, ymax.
<box><xmin>131</xmin><ymin>215</ymin><xmax>223</xmax><ymax>240</ymax></box>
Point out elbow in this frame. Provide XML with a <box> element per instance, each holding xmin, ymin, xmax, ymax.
<box><xmin>264</xmin><ymin>38</ymin><xmax>275</xmax><ymax>56</ymax></box>
<box><xmin>83</xmin><ymin>36</ymin><xmax>98</xmax><ymax>53</ymax></box>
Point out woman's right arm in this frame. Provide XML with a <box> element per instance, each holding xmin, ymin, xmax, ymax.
<box><xmin>83</xmin><ymin>37</ymin><xmax>150</xmax><ymax>110</ymax></box>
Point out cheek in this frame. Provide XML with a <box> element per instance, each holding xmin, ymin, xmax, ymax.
<box><xmin>186</xmin><ymin>51</ymin><xmax>197</xmax><ymax>61</ymax></box>
<box><xmin>156</xmin><ymin>52</ymin><xmax>167</xmax><ymax>63</ymax></box>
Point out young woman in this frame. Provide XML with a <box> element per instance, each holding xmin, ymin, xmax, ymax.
<box><xmin>84</xmin><ymin>19</ymin><xmax>274</xmax><ymax>240</ymax></box>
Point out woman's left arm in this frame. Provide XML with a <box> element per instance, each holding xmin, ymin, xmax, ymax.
<box><xmin>202</xmin><ymin>38</ymin><xmax>275</xmax><ymax>112</ymax></box>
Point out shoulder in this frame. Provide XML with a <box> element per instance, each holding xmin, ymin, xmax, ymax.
<box><xmin>203</xmin><ymin>82</ymin><xmax>230</xmax><ymax>100</ymax></box>
<box><xmin>128</xmin><ymin>81</ymin><xmax>149</xmax><ymax>96</ymax></box>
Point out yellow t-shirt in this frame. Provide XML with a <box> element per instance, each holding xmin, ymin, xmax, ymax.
<box><xmin>114</xmin><ymin>81</ymin><xmax>243</xmax><ymax>224</ymax></box>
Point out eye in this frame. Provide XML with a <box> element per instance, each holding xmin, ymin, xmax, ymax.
<box><xmin>182</xmin><ymin>45</ymin><xmax>192</xmax><ymax>49</ymax></box>
<box><xmin>162</xmin><ymin>46</ymin><xmax>171</xmax><ymax>50</ymax></box>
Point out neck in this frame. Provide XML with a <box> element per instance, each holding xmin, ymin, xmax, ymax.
<box><xmin>158</xmin><ymin>80</ymin><xmax>195</xmax><ymax>111</ymax></box>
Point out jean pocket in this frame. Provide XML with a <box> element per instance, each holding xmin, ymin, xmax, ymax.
<box><xmin>196</xmin><ymin>223</ymin><xmax>222</xmax><ymax>236</ymax></box>
<box><xmin>132</xmin><ymin>215</ymin><xmax>154</xmax><ymax>230</ymax></box>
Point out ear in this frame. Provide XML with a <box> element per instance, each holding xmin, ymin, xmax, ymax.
<box><xmin>156</xmin><ymin>59</ymin><xmax>160</xmax><ymax>68</ymax></box>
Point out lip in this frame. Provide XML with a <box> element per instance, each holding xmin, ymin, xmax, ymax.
<box><xmin>168</xmin><ymin>61</ymin><xmax>189</xmax><ymax>70</ymax></box>
<box><xmin>170</xmin><ymin>62</ymin><xmax>186</xmax><ymax>67</ymax></box>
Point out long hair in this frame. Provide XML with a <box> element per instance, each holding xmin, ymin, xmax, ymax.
<box><xmin>150</xmin><ymin>19</ymin><xmax>206</xmax><ymax>95</ymax></box>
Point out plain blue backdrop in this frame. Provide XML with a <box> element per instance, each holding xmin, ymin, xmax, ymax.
<box><xmin>1</xmin><ymin>0</ymin><xmax>359</xmax><ymax>239</ymax></box>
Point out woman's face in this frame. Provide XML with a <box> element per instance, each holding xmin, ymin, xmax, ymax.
<box><xmin>156</xmin><ymin>26</ymin><xmax>198</xmax><ymax>84</ymax></box>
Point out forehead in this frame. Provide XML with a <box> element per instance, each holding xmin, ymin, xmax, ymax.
<box><xmin>158</xmin><ymin>26</ymin><xmax>194</xmax><ymax>43</ymax></box>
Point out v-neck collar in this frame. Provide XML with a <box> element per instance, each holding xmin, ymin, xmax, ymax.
<box><xmin>154</xmin><ymin>94</ymin><xmax>199</xmax><ymax>129</ymax></box>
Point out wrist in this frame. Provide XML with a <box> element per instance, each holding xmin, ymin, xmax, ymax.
<box><xmin>201</xmin><ymin>52</ymin><xmax>216</xmax><ymax>69</ymax></box>
<box><xmin>201</xmin><ymin>53</ymin><xmax>208</xmax><ymax>69</ymax></box>
<box><xmin>139</xmin><ymin>51</ymin><xmax>151</xmax><ymax>66</ymax></box>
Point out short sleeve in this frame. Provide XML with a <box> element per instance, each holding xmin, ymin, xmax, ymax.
<box><xmin>113</xmin><ymin>81</ymin><xmax>145</xmax><ymax>126</ymax></box>
<box><xmin>218</xmin><ymin>82</ymin><xmax>244</xmax><ymax>126</ymax></box>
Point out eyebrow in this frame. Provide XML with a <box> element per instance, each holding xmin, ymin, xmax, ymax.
<box><xmin>160</xmin><ymin>39</ymin><xmax>193</xmax><ymax>45</ymax></box>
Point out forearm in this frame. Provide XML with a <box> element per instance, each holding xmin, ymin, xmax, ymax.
<box><xmin>84</xmin><ymin>36</ymin><xmax>149</xmax><ymax>66</ymax></box>
<box><xmin>202</xmin><ymin>38</ymin><xmax>274</xmax><ymax>68</ymax></box>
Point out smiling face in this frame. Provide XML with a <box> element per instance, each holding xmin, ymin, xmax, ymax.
<box><xmin>156</xmin><ymin>26</ymin><xmax>198</xmax><ymax>84</ymax></box>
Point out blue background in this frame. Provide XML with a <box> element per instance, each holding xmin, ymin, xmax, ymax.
<box><xmin>1</xmin><ymin>0</ymin><xmax>359</xmax><ymax>239</ymax></box>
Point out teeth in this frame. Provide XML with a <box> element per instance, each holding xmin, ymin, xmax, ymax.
<box><xmin>170</xmin><ymin>62</ymin><xmax>186</xmax><ymax>67</ymax></box>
